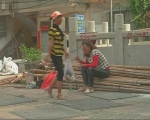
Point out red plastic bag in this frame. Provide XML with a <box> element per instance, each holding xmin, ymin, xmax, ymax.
<box><xmin>40</xmin><ymin>70</ymin><xmax>57</xmax><ymax>90</ymax></box>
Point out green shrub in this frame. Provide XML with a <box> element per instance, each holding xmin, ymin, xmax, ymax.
<box><xmin>20</xmin><ymin>44</ymin><xmax>42</xmax><ymax>62</ymax></box>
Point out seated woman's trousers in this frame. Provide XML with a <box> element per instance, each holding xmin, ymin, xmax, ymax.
<box><xmin>81</xmin><ymin>67</ymin><xmax>110</xmax><ymax>87</ymax></box>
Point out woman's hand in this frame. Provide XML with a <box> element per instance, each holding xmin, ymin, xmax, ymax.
<box><xmin>64</xmin><ymin>49</ymin><xmax>69</xmax><ymax>58</ymax></box>
<box><xmin>44</xmin><ymin>54</ymin><xmax>50</xmax><ymax>62</ymax></box>
<box><xmin>75</xmin><ymin>56</ymin><xmax>80</xmax><ymax>61</ymax></box>
<box><xmin>65</xmin><ymin>52</ymin><xmax>69</xmax><ymax>58</ymax></box>
<box><xmin>76</xmin><ymin>56</ymin><xmax>83</xmax><ymax>65</ymax></box>
<box><xmin>78</xmin><ymin>64</ymin><xmax>86</xmax><ymax>68</ymax></box>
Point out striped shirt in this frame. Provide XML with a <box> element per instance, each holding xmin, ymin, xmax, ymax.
<box><xmin>87</xmin><ymin>49</ymin><xmax>109</xmax><ymax>70</ymax></box>
<box><xmin>48</xmin><ymin>24</ymin><xmax>64</xmax><ymax>56</ymax></box>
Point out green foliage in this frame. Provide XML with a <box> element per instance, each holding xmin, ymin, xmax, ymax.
<box><xmin>128</xmin><ymin>0</ymin><xmax>150</xmax><ymax>29</ymax></box>
<box><xmin>20</xmin><ymin>44</ymin><xmax>42</xmax><ymax>62</ymax></box>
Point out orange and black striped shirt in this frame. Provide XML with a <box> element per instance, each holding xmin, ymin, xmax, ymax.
<box><xmin>48</xmin><ymin>24</ymin><xmax>64</xmax><ymax>56</ymax></box>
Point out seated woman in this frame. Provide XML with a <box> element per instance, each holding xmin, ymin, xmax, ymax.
<box><xmin>76</xmin><ymin>40</ymin><xmax>110</xmax><ymax>93</ymax></box>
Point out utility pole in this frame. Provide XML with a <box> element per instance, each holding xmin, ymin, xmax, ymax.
<box><xmin>12</xmin><ymin>0</ymin><xmax>14</xmax><ymax>17</ymax></box>
<box><xmin>110</xmin><ymin>0</ymin><xmax>113</xmax><ymax>32</ymax></box>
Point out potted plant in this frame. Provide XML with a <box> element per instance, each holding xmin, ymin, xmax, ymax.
<box><xmin>20</xmin><ymin>44</ymin><xmax>42</xmax><ymax>70</ymax></box>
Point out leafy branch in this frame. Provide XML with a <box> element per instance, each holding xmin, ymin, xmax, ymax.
<box><xmin>20</xmin><ymin>44</ymin><xmax>42</xmax><ymax>63</ymax></box>
<box><xmin>128</xmin><ymin>0</ymin><xmax>150</xmax><ymax>29</ymax></box>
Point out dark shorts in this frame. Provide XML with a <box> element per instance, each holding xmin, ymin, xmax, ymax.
<box><xmin>51</xmin><ymin>54</ymin><xmax>64</xmax><ymax>81</ymax></box>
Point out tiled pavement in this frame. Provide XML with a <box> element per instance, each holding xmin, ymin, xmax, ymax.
<box><xmin>0</xmin><ymin>85</ymin><xmax>150</xmax><ymax>119</ymax></box>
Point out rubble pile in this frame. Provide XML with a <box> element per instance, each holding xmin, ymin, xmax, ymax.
<box><xmin>0</xmin><ymin>56</ymin><xmax>54</xmax><ymax>86</ymax></box>
<box><xmin>0</xmin><ymin>73</ymin><xmax>23</xmax><ymax>85</ymax></box>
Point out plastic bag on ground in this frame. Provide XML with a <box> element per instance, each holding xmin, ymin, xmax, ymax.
<box><xmin>0</xmin><ymin>56</ymin><xmax>18</xmax><ymax>75</ymax></box>
<box><xmin>64</xmin><ymin>58</ymin><xmax>76</xmax><ymax>81</ymax></box>
<box><xmin>0</xmin><ymin>60</ymin><xmax>3</xmax><ymax>71</ymax></box>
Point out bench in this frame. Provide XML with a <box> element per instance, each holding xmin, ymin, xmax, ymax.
<box><xmin>25</xmin><ymin>61</ymin><xmax>150</xmax><ymax>93</ymax></box>
<box><xmin>62</xmin><ymin>62</ymin><xmax>150</xmax><ymax>94</ymax></box>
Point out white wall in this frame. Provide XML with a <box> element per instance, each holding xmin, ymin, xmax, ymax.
<box><xmin>86</xmin><ymin>3</ymin><xmax>109</xmax><ymax>32</ymax></box>
<box><xmin>90</xmin><ymin>4</ymin><xmax>103</xmax><ymax>24</ymax></box>
<box><xmin>0</xmin><ymin>16</ymin><xmax>13</xmax><ymax>50</ymax></box>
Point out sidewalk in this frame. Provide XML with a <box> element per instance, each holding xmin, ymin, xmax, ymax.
<box><xmin>0</xmin><ymin>85</ymin><xmax>150</xmax><ymax>119</ymax></box>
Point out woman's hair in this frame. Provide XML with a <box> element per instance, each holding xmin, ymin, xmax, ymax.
<box><xmin>81</xmin><ymin>40</ymin><xmax>97</xmax><ymax>57</ymax></box>
<box><xmin>81</xmin><ymin>41</ymin><xmax>94</xmax><ymax>51</ymax></box>
<box><xmin>81</xmin><ymin>40</ymin><xmax>97</xmax><ymax>50</ymax></box>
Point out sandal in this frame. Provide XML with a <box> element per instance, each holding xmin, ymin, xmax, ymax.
<box><xmin>57</xmin><ymin>93</ymin><xmax>66</xmax><ymax>100</ymax></box>
<box><xmin>78</xmin><ymin>87</ymin><xmax>87</xmax><ymax>91</ymax></box>
<box><xmin>84</xmin><ymin>89</ymin><xmax>94</xmax><ymax>94</ymax></box>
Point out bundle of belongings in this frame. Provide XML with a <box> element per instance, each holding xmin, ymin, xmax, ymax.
<box><xmin>0</xmin><ymin>57</ymin><xmax>18</xmax><ymax>75</ymax></box>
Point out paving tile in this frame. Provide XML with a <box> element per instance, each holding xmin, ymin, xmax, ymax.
<box><xmin>88</xmin><ymin>108</ymin><xmax>150</xmax><ymax>119</ymax></box>
<box><xmin>112</xmin><ymin>94</ymin><xmax>150</xmax><ymax>105</ymax></box>
<box><xmin>12</xmin><ymin>105</ymin><xmax>82</xmax><ymax>119</ymax></box>
<box><xmin>53</xmin><ymin>97</ymin><xmax>125</xmax><ymax>110</ymax></box>
<box><xmin>85</xmin><ymin>91</ymin><xmax>139</xmax><ymax>100</ymax></box>
<box><xmin>0</xmin><ymin>96</ymin><xmax>36</xmax><ymax>107</ymax></box>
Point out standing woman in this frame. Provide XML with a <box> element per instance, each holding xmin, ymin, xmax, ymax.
<box><xmin>45</xmin><ymin>11</ymin><xmax>69</xmax><ymax>99</ymax></box>
<box><xmin>76</xmin><ymin>41</ymin><xmax>110</xmax><ymax>93</ymax></box>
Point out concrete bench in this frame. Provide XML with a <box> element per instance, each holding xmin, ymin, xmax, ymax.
<box><xmin>62</xmin><ymin>64</ymin><xmax>150</xmax><ymax>94</ymax></box>
<box><xmin>25</xmin><ymin>63</ymin><xmax>150</xmax><ymax>93</ymax></box>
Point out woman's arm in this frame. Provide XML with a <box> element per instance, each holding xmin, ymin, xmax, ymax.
<box><xmin>44</xmin><ymin>38</ymin><xmax>54</xmax><ymax>62</ymax></box>
<box><xmin>84</xmin><ymin>55</ymin><xmax>99</xmax><ymax>68</ymax></box>
<box><xmin>76</xmin><ymin>56</ymin><xmax>89</xmax><ymax>64</ymax></box>
<box><xmin>48</xmin><ymin>38</ymin><xmax>54</xmax><ymax>56</ymax></box>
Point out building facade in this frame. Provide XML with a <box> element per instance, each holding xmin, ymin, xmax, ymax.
<box><xmin>0</xmin><ymin>0</ymin><xmax>129</xmax><ymax>59</ymax></box>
